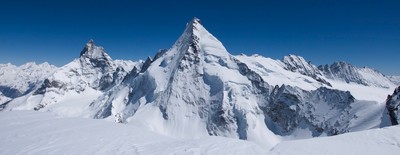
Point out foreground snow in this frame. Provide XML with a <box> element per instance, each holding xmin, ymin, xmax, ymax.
<box><xmin>0</xmin><ymin>111</ymin><xmax>267</xmax><ymax>155</ymax></box>
<box><xmin>1</xmin><ymin>111</ymin><xmax>399</xmax><ymax>155</ymax></box>
<box><xmin>270</xmin><ymin>125</ymin><xmax>400</xmax><ymax>155</ymax></box>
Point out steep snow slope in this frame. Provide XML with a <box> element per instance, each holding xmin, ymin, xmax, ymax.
<box><xmin>269</xmin><ymin>125</ymin><xmax>400</xmax><ymax>155</ymax></box>
<box><xmin>0</xmin><ymin>111</ymin><xmax>268</xmax><ymax>155</ymax></box>
<box><xmin>0</xmin><ymin>62</ymin><xmax>57</xmax><ymax>101</ymax></box>
<box><xmin>2</xmin><ymin>40</ymin><xmax>136</xmax><ymax>117</ymax></box>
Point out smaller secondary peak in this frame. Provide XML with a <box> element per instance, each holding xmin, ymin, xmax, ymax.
<box><xmin>81</xmin><ymin>39</ymin><xmax>96</xmax><ymax>55</ymax></box>
<box><xmin>79</xmin><ymin>39</ymin><xmax>110</xmax><ymax>60</ymax></box>
<box><xmin>88</xmin><ymin>39</ymin><xmax>94</xmax><ymax>44</ymax></box>
<box><xmin>332</xmin><ymin>61</ymin><xmax>353</xmax><ymax>67</ymax></box>
<box><xmin>283</xmin><ymin>54</ymin><xmax>309</xmax><ymax>64</ymax></box>
<box><xmin>85</xmin><ymin>39</ymin><xmax>95</xmax><ymax>48</ymax></box>
<box><xmin>285</xmin><ymin>54</ymin><xmax>305</xmax><ymax>59</ymax></box>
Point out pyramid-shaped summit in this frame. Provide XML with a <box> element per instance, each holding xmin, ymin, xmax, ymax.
<box><xmin>78</xmin><ymin>39</ymin><xmax>116</xmax><ymax>73</ymax></box>
<box><xmin>166</xmin><ymin>17</ymin><xmax>232</xmax><ymax>68</ymax></box>
<box><xmin>184</xmin><ymin>17</ymin><xmax>202</xmax><ymax>32</ymax></box>
<box><xmin>80</xmin><ymin>39</ymin><xmax>113</xmax><ymax>61</ymax></box>
<box><xmin>88</xmin><ymin>18</ymin><xmax>365</xmax><ymax>148</ymax></box>
<box><xmin>89</xmin><ymin>17</ymin><xmax>280</xmax><ymax>147</ymax></box>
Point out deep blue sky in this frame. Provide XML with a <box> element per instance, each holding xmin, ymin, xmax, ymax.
<box><xmin>0</xmin><ymin>0</ymin><xmax>399</xmax><ymax>75</ymax></box>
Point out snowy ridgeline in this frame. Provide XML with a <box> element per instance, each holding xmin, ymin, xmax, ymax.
<box><xmin>0</xmin><ymin>111</ymin><xmax>399</xmax><ymax>155</ymax></box>
<box><xmin>0</xmin><ymin>62</ymin><xmax>57</xmax><ymax>100</ymax></box>
<box><xmin>0</xmin><ymin>18</ymin><xmax>400</xmax><ymax>153</ymax></box>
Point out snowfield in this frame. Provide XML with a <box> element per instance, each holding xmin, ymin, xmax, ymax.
<box><xmin>270</xmin><ymin>125</ymin><xmax>400</xmax><ymax>155</ymax></box>
<box><xmin>0</xmin><ymin>111</ymin><xmax>399</xmax><ymax>155</ymax></box>
<box><xmin>0</xmin><ymin>111</ymin><xmax>268</xmax><ymax>155</ymax></box>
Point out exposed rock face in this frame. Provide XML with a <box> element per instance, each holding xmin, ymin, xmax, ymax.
<box><xmin>319</xmin><ymin>62</ymin><xmax>395</xmax><ymax>89</ymax></box>
<box><xmin>283</xmin><ymin>55</ymin><xmax>331</xmax><ymax>86</ymax></box>
<box><xmin>267</xmin><ymin>85</ymin><xmax>355</xmax><ymax>136</ymax></box>
<box><xmin>283</xmin><ymin>55</ymin><xmax>322</xmax><ymax>77</ymax></box>
<box><xmin>319</xmin><ymin>62</ymin><xmax>365</xmax><ymax>85</ymax></box>
<box><xmin>386</xmin><ymin>86</ymin><xmax>400</xmax><ymax>125</ymax></box>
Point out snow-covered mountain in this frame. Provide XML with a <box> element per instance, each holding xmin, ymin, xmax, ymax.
<box><xmin>1</xmin><ymin>18</ymin><xmax>399</xmax><ymax>152</ymax></box>
<box><xmin>283</xmin><ymin>54</ymin><xmax>331</xmax><ymax>86</ymax></box>
<box><xmin>319</xmin><ymin>61</ymin><xmax>395</xmax><ymax>89</ymax></box>
<box><xmin>89</xmin><ymin>18</ymin><xmax>281</xmax><ymax>147</ymax></box>
<box><xmin>83</xmin><ymin>18</ymin><xmax>388</xmax><ymax>147</ymax></box>
<box><xmin>2</xmin><ymin>40</ymin><xmax>141</xmax><ymax>116</ymax></box>
<box><xmin>0</xmin><ymin>62</ymin><xmax>57</xmax><ymax>104</ymax></box>
<box><xmin>238</xmin><ymin>54</ymin><xmax>397</xmax><ymax>102</ymax></box>
<box><xmin>236</xmin><ymin>54</ymin><xmax>327</xmax><ymax>91</ymax></box>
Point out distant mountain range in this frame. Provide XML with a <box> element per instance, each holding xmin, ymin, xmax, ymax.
<box><xmin>1</xmin><ymin>18</ymin><xmax>399</xmax><ymax>147</ymax></box>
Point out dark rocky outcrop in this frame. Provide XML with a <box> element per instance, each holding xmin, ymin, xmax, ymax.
<box><xmin>386</xmin><ymin>86</ymin><xmax>400</xmax><ymax>125</ymax></box>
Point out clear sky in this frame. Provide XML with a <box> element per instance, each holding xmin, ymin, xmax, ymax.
<box><xmin>0</xmin><ymin>0</ymin><xmax>399</xmax><ymax>75</ymax></box>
